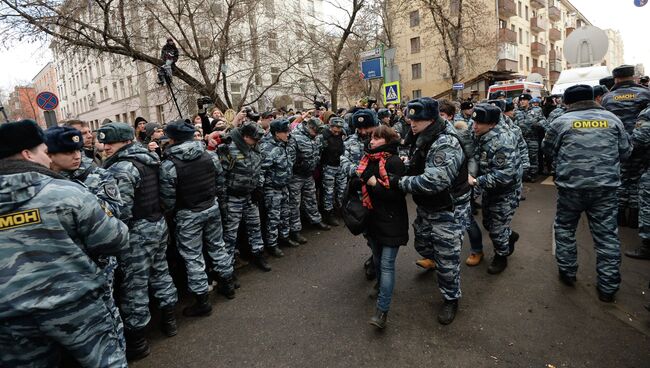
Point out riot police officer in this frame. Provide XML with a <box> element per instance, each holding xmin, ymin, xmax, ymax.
<box><xmin>625</xmin><ymin>107</ymin><xmax>650</xmax><ymax>259</ymax></box>
<box><xmin>543</xmin><ymin>85</ymin><xmax>631</xmax><ymax>302</ymax></box>
<box><xmin>514</xmin><ymin>93</ymin><xmax>547</xmax><ymax>181</ymax></box>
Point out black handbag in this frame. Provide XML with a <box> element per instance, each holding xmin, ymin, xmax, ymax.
<box><xmin>342</xmin><ymin>177</ymin><xmax>368</xmax><ymax>235</ymax></box>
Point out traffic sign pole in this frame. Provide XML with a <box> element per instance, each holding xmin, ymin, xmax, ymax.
<box><xmin>44</xmin><ymin>110</ymin><xmax>57</xmax><ymax>128</ymax></box>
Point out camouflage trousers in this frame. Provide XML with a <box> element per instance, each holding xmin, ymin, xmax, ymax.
<box><xmin>321</xmin><ymin>165</ymin><xmax>346</xmax><ymax>212</ymax></box>
<box><xmin>525</xmin><ymin>139</ymin><xmax>539</xmax><ymax>177</ymax></box>
<box><xmin>0</xmin><ymin>291</ymin><xmax>127</xmax><ymax>368</ymax></box>
<box><xmin>639</xmin><ymin>170</ymin><xmax>649</xmax><ymax>240</ymax></box>
<box><xmin>175</xmin><ymin>202</ymin><xmax>225</xmax><ymax>295</ymax></box>
<box><xmin>99</xmin><ymin>256</ymin><xmax>125</xmax><ymax>351</ymax></box>
<box><xmin>288</xmin><ymin>175</ymin><xmax>322</xmax><ymax>232</ymax></box>
<box><xmin>617</xmin><ymin>157</ymin><xmax>644</xmax><ymax>209</ymax></box>
<box><xmin>216</xmin><ymin>194</ymin><xmax>264</xmax><ymax>277</ymax></box>
<box><xmin>119</xmin><ymin>218</ymin><xmax>178</xmax><ymax>331</ymax></box>
<box><xmin>264</xmin><ymin>186</ymin><xmax>291</xmax><ymax>248</ymax></box>
<box><xmin>482</xmin><ymin>188</ymin><xmax>520</xmax><ymax>256</ymax></box>
<box><xmin>413</xmin><ymin>207</ymin><xmax>462</xmax><ymax>300</ymax></box>
<box><xmin>554</xmin><ymin>188</ymin><xmax>621</xmax><ymax>294</ymax></box>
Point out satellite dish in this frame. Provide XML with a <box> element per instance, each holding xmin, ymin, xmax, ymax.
<box><xmin>527</xmin><ymin>73</ymin><xmax>544</xmax><ymax>84</ymax></box>
<box><xmin>563</xmin><ymin>26</ymin><xmax>608</xmax><ymax>67</ymax></box>
<box><xmin>273</xmin><ymin>95</ymin><xmax>293</xmax><ymax>109</ymax></box>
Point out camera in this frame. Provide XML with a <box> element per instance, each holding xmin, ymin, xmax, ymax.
<box><xmin>313</xmin><ymin>94</ymin><xmax>329</xmax><ymax>110</ymax></box>
<box><xmin>243</xmin><ymin>106</ymin><xmax>260</xmax><ymax>122</ymax></box>
<box><xmin>367</xmin><ymin>96</ymin><xmax>377</xmax><ymax>107</ymax></box>
<box><xmin>197</xmin><ymin>96</ymin><xmax>214</xmax><ymax>111</ymax></box>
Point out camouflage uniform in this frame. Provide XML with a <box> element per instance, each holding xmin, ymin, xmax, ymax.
<box><xmin>0</xmin><ymin>162</ymin><xmax>128</xmax><ymax>368</ymax></box>
<box><xmin>399</xmin><ymin>120</ymin><xmax>466</xmax><ymax>301</ymax></box>
<box><xmin>514</xmin><ymin>106</ymin><xmax>546</xmax><ymax>177</ymax></box>
<box><xmin>288</xmin><ymin>123</ymin><xmax>323</xmax><ymax>231</ymax></box>
<box><xmin>217</xmin><ymin>128</ymin><xmax>265</xmax><ymax>277</ymax></box>
<box><xmin>602</xmin><ymin>82</ymin><xmax>650</xmax><ymax>211</ymax></box>
<box><xmin>61</xmin><ymin>155</ymin><xmax>125</xmax><ymax>349</ymax></box>
<box><xmin>632</xmin><ymin>108</ymin><xmax>650</xmax><ymax>241</ymax></box>
<box><xmin>340</xmin><ymin>133</ymin><xmax>366</xmax><ymax>177</ymax></box>
<box><xmin>160</xmin><ymin>140</ymin><xmax>225</xmax><ymax>295</ymax></box>
<box><xmin>320</xmin><ymin>129</ymin><xmax>347</xmax><ymax>212</ymax></box>
<box><xmin>542</xmin><ymin>102</ymin><xmax>631</xmax><ymax>294</ymax></box>
<box><xmin>503</xmin><ymin>115</ymin><xmax>530</xmax><ymax>174</ymax></box>
<box><xmin>475</xmin><ymin>121</ymin><xmax>522</xmax><ymax>256</ymax></box>
<box><xmin>547</xmin><ymin>106</ymin><xmax>566</xmax><ymax>126</ymax></box>
<box><xmin>104</xmin><ymin>143</ymin><xmax>178</xmax><ymax>331</ymax></box>
<box><xmin>261</xmin><ymin>135</ymin><xmax>295</xmax><ymax>248</ymax></box>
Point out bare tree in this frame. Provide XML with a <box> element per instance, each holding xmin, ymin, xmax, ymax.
<box><xmin>422</xmin><ymin>0</ymin><xmax>496</xmax><ymax>99</ymax></box>
<box><xmin>0</xmin><ymin>0</ymin><xmax>306</xmax><ymax>111</ymax></box>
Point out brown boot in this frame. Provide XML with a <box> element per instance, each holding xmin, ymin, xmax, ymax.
<box><xmin>465</xmin><ymin>252</ymin><xmax>484</xmax><ymax>266</ymax></box>
<box><xmin>415</xmin><ymin>258</ymin><xmax>436</xmax><ymax>270</ymax></box>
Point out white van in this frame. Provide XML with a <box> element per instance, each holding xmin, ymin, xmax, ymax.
<box><xmin>550</xmin><ymin>66</ymin><xmax>611</xmax><ymax>96</ymax></box>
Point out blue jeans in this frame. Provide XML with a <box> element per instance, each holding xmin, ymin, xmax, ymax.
<box><xmin>467</xmin><ymin>216</ymin><xmax>484</xmax><ymax>254</ymax></box>
<box><xmin>369</xmin><ymin>239</ymin><xmax>400</xmax><ymax>312</ymax></box>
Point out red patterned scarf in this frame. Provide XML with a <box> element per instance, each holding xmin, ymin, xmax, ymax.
<box><xmin>356</xmin><ymin>152</ymin><xmax>391</xmax><ymax>209</ymax></box>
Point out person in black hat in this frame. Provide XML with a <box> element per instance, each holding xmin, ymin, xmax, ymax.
<box><xmin>259</xmin><ymin>111</ymin><xmax>275</xmax><ymax>146</ymax></box>
<box><xmin>455</xmin><ymin>100</ymin><xmax>474</xmax><ymax>123</ymax></box>
<box><xmin>159</xmin><ymin>120</ymin><xmax>225</xmax><ymax>317</ymax></box>
<box><xmin>640</xmin><ymin>76</ymin><xmax>649</xmax><ymax>88</ymax></box>
<box><xmin>593</xmin><ymin>85</ymin><xmax>609</xmax><ymax>105</ymax></box>
<box><xmin>542</xmin><ymin>84</ymin><xmax>631</xmax><ymax>303</ymax></box>
<box><xmin>98</xmin><ymin>122</ymin><xmax>179</xmax><ymax>360</ymax></box>
<box><xmin>134</xmin><ymin>116</ymin><xmax>148</xmax><ymax>143</ymax></box>
<box><xmin>395</xmin><ymin>97</ymin><xmax>468</xmax><ymax>325</ymax></box>
<box><xmin>599</xmin><ymin>76</ymin><xmax>615</xmax><ymax>90</ymax></box>
<box><xmin>513</xmin><ymin>92</ymin><xmax>547</xmax><ymax>181</ymax></box>
<box><xmin>0</xmin><ymin>120</ymin><xmax>130</xmax><ymax>367</ymax></box>
<box><xmin>320</xmin><ymin>117</ymin><xmax>347</xmax><ymax>226</ymax></box>
<box><xmin>601</xmin><ymin>64</ymin><xmax>650</xmax><ymax>228</ymax></box>
<box><xmin>468</xmin><ymin>104</ymin><xmax>521</xmax><ymax>274</ymax></box>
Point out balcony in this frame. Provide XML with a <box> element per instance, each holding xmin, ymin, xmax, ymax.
<box><xmin>498</xmin><ymin>0</ymin><xmax>516</xmax><ymax>18</ymax></box>
<box><xmin>531</xmin><ymin>42</ymin><xmax>546</xmax><ymax>56</ymax></box>
<box><xmin>549</xmin><ymin>60</ymin><xmax>562</xmax><ymax>72</ymax></box>
<box><xmin>498</xmin><ymin>28</ymin><xmax>517</xmax><ymax>44</ymax></box>
<box><xmin>497</xmin><ymin>42</ymin><xmax>518</xmax><ymax>72</ymax></box>
<box><xmin>530</xmin><ymin>0</ymin><xmax>546</xmax><ymax>9</ymax></box>
<box><xmin>565</xmin><ymin>26</ymin><xmax>575</xmax><ymax>37</ymax></box>
<box><xmin>549</xmin><ymin>49</ymin><xmax>561</xmax><ymax>61</ymax></box>
<box><xmin>549</xmin><ymin>27</ymin><xmax>562</xmax><ymax>41</ymax></box>
<box><xmin>530</xmin><ymin>18</ymin><xmax>547</xmax><ymax>33</ymax></box>
<box><xmin>497</xmin><ymin>59</ymin><xmax>518</xmax><ymax>72</ymax></box>
<box><xmin>550</xmin><ymin>71</ymin><xmax>561</xmax><ymax>82</ymax></box>
<box><xmin>548</xmin><ymin>6</ymin><xmax>561</xmax><ymax>21</ymax></box>
<box><xmin>532</xmin><ymin>66</ymin><xmax>547</xmax><ymax>76</ymax></box>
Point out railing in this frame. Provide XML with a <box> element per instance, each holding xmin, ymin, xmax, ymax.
<box><xmin>498</xmin><ymin>28</ymin><xmax>517</xmax><ymax>44</ymax></box>
<box><xmin>531</xmin><ymin>42</ymin><xmax>546</xmax><ymax>56</ymax></box>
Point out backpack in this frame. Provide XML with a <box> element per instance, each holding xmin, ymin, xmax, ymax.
<box><xmin>341</xmin><ymin>176</ymin><xmax>368</xmax><ymax>236</ymax></box>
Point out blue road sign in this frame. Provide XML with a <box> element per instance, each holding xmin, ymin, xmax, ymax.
<box><xmin>36</xmin><ymin>91</ymin><xmax>59</xmax><ymax>111</ymax></box>
<box><xmin>635</xmin><ymin>0</ymin><xmax>647</xmax><ymax>7</ymax></box>
<box><xmin>383</xmin><ymin>81</ymin><xmax>401</xmax><ymax>104</ymax></box>
<box><xmin>361</xmin><ymin>57</ymin><xmax>383</xmax><ymax>80</ymax></box>
<box><xmin>452</xmin><ymin>83</ymin><xmax>465</xmax><ymax>90</ymax></box>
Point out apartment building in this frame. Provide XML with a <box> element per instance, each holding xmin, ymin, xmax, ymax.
<box><xmin>53</xmin><ymin>0</ymin><xmax>324</xmax><ymax>130</ymax></box>
<box><xmin>6</xmin><ymin>86</ymin><xmax>39</xmax><ymax>125</ymax></box>
<box><xmin>391</xmin><ymin>0</ymin><xmax>603</xmax><ymax>99</ymax></box>
<box><xmin>604</xmin><ymin>29</ymin><xmax>625</xmax><ymax>69</ymax></box>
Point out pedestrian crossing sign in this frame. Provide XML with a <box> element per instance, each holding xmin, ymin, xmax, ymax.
<box><xmin>383</xmin><ymin>81</ymin><xmax>401</xmax><ymax>105</ymax></box>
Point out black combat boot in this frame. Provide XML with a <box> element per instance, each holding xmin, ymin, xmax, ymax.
<box><xmin>217</xmin><ymin>276</ymin><xmax>236</xmax><ymax>299</ymax></box>
<box><xmin>617</xmin><ymin>207</ymin><xmax>628</xmax><ymax>227</ymax></box>
<box><xmin>487</xmin><ymin>254</ymin><xmax>508</xmax><ymax>275</ymax></box>
<box><xmin>625</xmin><ymin>239</ymin><xmax>650</xmax><ymax>260</ymax></box>
<box><xmin>267</xmin><ymin>246</ymin><xmax>284</xmax><ymax>258</ymax></box>
<box><xmin>437</xmin><ymin>299</ymin><xmax>459</xmax><ymax>325</ymax></box>
<box><xmin>627</xmin><ymin>208</ymin><xmax>639</xmax><ymax>229</ymax></box>
<box><xmin>182</xmin><ymin>293</ymin><xmax>212</xmax><ymax>317</ymax></box>
<box><xmin>312</xmin><ymin>222</ymin><xmax>331</xmax><ymax>231</ymax></box>
<box><xmin>323</xmin><ymin>210</ymin><xmax>340</xmax><ymax>226</ymax></box>
<box><xmin>597</xmin><ymin>287</ymin><xmax>615</xmax><ymax>303</ymax></box>
<box><xmin>290</xmin><ymin>231</ymin><xmax>308</xmax><ymax>244</ymax></box>
<box><xmin>252</xmin><ymin>252</ymin><xmax>272</xmax><ymax>272</ymax></box>
<box><xmin>369</xmin><ymin>309</ymin><xmax>388</xmax><ymax>329</ymax></box>
<box><xmin>558</xmin><ymin>270</ymin><xmax>576</xmax><ymax>287</ymax></box>
<box><xmin>507</xmin><ymin>231</ymin><xmax>519</xmax><ymax>256</ymax></box>
<box><xmin>125</xmin><ymin>328</ymin><xmax>150</xmax><ymax>361</ymax></box>
<box><xmin>279</xmin><ymin>237</ymin><xmax>300</xmax><ymax>248</ymax></box>
<box><xmin>232</xmin><ymin>273</ymin><xmax>241</xmax><ymax>289</ymax></box>
<box><xmin>160</xmin><ymin>305</ymin><xmax>178</xmax><ymax>337</ymax></box>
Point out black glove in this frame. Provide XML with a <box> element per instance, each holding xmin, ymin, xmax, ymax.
<box><xmin>348</xmin><ymin>176</ymin><xmax>362</xmax><ymax>192</ymax></box>
<box><xmin>251</xmin><ymin>188</ymin><xmax>264</xmax><ymax>204</ymax></box>
<box><xmin>389</xmin><ymin>175</ymin><xmax>401</xmax><ymax>191</ymax></box>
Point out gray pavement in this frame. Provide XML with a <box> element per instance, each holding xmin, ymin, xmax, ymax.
<box><xmin>133</xmin><ymin>181</ymin><xmax>650</xmax><ymax>368</ymax></box>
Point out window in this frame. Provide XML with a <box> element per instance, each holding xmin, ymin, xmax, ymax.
<box><xmin>411</xmin><ymin>63</ymin><xmax>422</xmax><ymax>79</ymax></box>
<box><xmin>526</xmin><ymin>56</ymin><xmax>530</xmax><ymax>71</ymax></box>
<box><xmin>519</xmin><ymin>28</ymin><xmax>523</xmax><ymax>44</ymax></box>
<box><xmin>230</xmin><ymin>83</ymin><xmax>242</xmax><ymax>107</ymax></box>
<box><xmin>511</xmin><ymin>24</ymin><xmax>516</xmax><ymax>32</ymax></box>
<box><xmin>519</xmin><ymin>54</ymin><xmax>523</xmax><ymax>67</ymax></box>
<box><xmin>270</xmin><ymin>67</ymin><xmax>280</xmax><ymax>84</ymax></box>
<box><xmin>294</xmin><ymin>100</ymin><xmax>304</xmax><ymax>110</ymax></box>
<box><xmin>412</xmin><ymin>89</ymin><xmax>422</xmax><ymax>98</ymax></box>
<box><xmin>265</xmin><ymin>0</ymin><xmax>275</xmax><ymax>16</ymax></box>
<box><xmin>525</xmin><ymin>5</ymin><xmax>529</xmax><ymax>20</ymax></box>
<box><xmin>119</xmin><ymin>80</ymin><xmax>126</xmax><ymax>99</ymax></box>
<box><xmin>518</xmin><ymin>1</ymin><xmax>522</xmax><ymax>17</ymax></box>
<box><xmin>449</xmin><ymin>0</ymin><xmax>460</xmax><ymax>16</ymax></box>
<box><xmin>525</xmin><ymin>31</ymin><xmax>529</xmax><ymax>44</ymax></box>
<box><xmin>410</xmin><ymin>37</ymin><xmax>421</xmax><ymax>54</ymax></box>
<box><xmin>127</xmin><ymin>76</ymin><xmax>134</xmax><ymax>96</ymax></box>
<box><xmin>268</xmin><ymin>32</ymin><xmax>277</xmax><ymax>52</ymax></box>
<box><xmin>409</xmin><ymin>10</ymin><xmax>419</xmax><ymax>27</ymax></box>
<box><xmin>541</xmin><ymin>60</ymin><xmax>544</xmax><ymax>68</ymax></box>
<box><xmin>499</xmin><ymin>19</ymin><xmax>507</xmax><ymax>28</ymax></box>
<box><xmin>112</xmin><ymin>82</ymin><xmax>118</xmax><ymax>100</ymax></box>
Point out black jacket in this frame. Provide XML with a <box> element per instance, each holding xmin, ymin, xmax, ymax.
<box><xmin>356</xmin><ymin>141</ymin><xmax>408</xmax><ymax>247</ymax></box>
<box><xmin>320</xmin><ymin>129</ymin><xmax>345</xmax><ymax>166</ymax></box>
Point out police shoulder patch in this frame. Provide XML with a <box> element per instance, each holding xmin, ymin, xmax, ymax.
<box><xmin>0</xmin><ymin>209</ymin><xmax>41</xmax><ymax>231</ymax></box>
<box><xmin>104</xmin><ymin>183</ymin><xmax>119</xmax><ymax>201</ymax></box>
<box><xmin>494</xmin><ymin>152</ymin><xmax>506</xmax><ymax>167</ymax></box>
<box><xmin>433</xmin><ymin>151</ymin><xmax>446</xmax><ymax>166</ymax></box>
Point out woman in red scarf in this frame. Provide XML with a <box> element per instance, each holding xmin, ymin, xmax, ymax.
<box><xmin>354</xmin><ymin>125</ymin><xmax>408</xmax><ymax>329</ymax></box>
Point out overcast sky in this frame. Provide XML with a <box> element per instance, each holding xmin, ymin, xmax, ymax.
<box><xmin>0</xmin><ymin>0</ymin><xmax>648</xmax><ymax>92</ymax></box>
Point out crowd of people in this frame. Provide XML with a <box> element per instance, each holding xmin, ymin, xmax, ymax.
<box><xmin>0</xmin><ymin>63</ymin><xmax>648</xmax><ymax>367</ymax></box>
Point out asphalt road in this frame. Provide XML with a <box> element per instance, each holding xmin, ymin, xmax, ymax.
<box><xmin>133</xmin><ymin>181</ymin><xmax>650</xmax><ymax>368</ymax></box>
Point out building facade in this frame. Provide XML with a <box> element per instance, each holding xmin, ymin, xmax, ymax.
<box><xmin>391</xmin><ymin>0</ymin><xmax>594</xmax><ymax>100</ymax></box>
<box><xmin>31</xmin><ymin>62</ymin><xmax>63</xmax><ymax>125</ymax></box>
<box><xmin>603</xmin><ymin>29</ymin><xmax>624</xmax><ymax>70</ymax></box>
<box><xmin>6</xmin><ymin>86</ymin><xmax>40</xmax><ymax>126</ymax></box>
